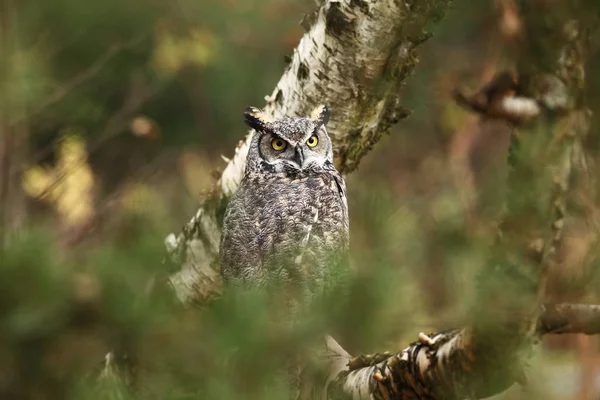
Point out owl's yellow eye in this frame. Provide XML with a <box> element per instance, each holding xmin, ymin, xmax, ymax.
<box><xmin>306</xmin><ymin>135</ymin><xmax>318</xmax><ymax>147</ymax></box>
<box><xmin>271</xmin><ymin>138</ymin><xmax>287</xmax><ymax>151</ymax></box>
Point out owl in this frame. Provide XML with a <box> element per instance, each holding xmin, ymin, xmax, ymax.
<box><xmin>219</xmin><ymin>105</ymin><xmax>349</xmax><ymax>311</ymax></box>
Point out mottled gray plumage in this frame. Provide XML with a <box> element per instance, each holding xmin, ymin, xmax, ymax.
<box><xmin>219</xmin><ymin>105</ymin><xmax>349</xmax><ymax>309</ymax></box>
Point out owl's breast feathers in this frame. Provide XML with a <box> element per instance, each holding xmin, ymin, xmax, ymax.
<box><xmin>219</xmin><ymin>166</ymin><xmax>349</xmax><ymax>291</ymax></box>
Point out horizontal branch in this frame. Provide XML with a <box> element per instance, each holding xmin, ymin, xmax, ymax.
<box><xmin>324</xmin><ymin>303</ymin><xmax>600</xmax><ymax>400</ymax></box>
<box><xmin>538</xmin><ymin>303</ymin><xmax>600</xmax><ymax>335</ymax></box>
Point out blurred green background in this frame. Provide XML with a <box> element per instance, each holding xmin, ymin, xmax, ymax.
<box><xmin>1</xmin><ymin>0</ymin><xmax>600</xmax><ymax>399</ymax></box>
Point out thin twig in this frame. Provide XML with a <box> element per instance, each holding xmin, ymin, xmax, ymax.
<box><xmin>26</xmin><ymin>76</ymin><xmax>164</xmax><ymax>201</ymax></box>
<box><xmin>19</xmin><ymin>31</ymin><xmax>151</xmax><ymax>127</ymax></box>
<box><xmin>62</xmin><ymin>149</ymin><xmax>176</xmax><ymax>247</ymax></box>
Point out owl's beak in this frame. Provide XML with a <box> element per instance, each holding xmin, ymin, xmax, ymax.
<box><xmin>293</xmin><ymin>146</ymin><xmax>305</xmax><ymax>167</ymax></box>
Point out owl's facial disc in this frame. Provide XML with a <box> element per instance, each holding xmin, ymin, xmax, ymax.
<box><xmin>254</xmin><ymin>118</ymin><xmax>332</xmax><ymax>172</ymax></box>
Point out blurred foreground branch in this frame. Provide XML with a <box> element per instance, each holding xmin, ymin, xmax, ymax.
<box><xmin>321</xmin><ymin>302</ymin><xmax>600</xmax><ymax>399</ymax></box>
<box><xmin>539</xmin><ymin>303</ymin><xmax>600</xmax><ymax>335</ymax></box>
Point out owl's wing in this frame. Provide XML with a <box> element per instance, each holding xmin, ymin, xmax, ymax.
<box><xmin>292</xmin><ymin>191</ymin><xmax>322</xmax><ymax>267</ymax></box>
<box><xmin>293</xmin><ymin>171</ymin><xmax>348</xmax><ymax>268</ymax></box>
<box><xmin>219</xmin><ymin>185</ymin><xmax>264</xmax><ymax>282</ymax></box>
<box><xmin>332</xmin><ymin>171</ymin><xmax>349</xmax><ymax>234</ymax></box>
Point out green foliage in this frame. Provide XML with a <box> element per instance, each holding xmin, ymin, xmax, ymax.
<box><xmin>0</xmin><ymin>217</ymin><xmax>465</xmax><ymax>399</ymax></box>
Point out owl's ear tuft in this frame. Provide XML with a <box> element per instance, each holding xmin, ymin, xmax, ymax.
<box><xmin>244</xmin><ymin>107</ymin><xmax>274</xmax><ymax>132</ymax></box>
<box><xmin>310</xmin><ymin>104</ymin><xmax>330</xmax><ymax>126</ymax></box>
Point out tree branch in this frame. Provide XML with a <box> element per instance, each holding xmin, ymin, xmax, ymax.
<box><xmin>538</xmin><ymin>303</ymin><xmax>600</xmax><ymax>335</ymax></box>
<box><xmin>322</xmin><ymin>302</ymin><xmax>600</xmax><ymax>400</ymax></box>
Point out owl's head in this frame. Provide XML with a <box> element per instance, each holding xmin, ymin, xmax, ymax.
<box><xmin>243</xmin><ymin>105</ymin><xmax>333</xmax><ymax>173</ymax></box>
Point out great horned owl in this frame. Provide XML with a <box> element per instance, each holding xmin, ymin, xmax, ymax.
<box><xmin>219</xmin><ymin>105</ymin><xmax>349</xmax><ymax>311</ymax></box>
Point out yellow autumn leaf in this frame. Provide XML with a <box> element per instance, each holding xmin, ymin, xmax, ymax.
<box><xmin>188</xmin><ymin>28</ymin><xmax>217</xmax><ymax>66</ymax></box>
<box><xmin>153</xmin><ymin>26</ymin><xmax>217</xmax><ymax>74</ymax></box>
<box><xmin>22</xmin><ymin>130</ymin><xmax>95</xmax><ymax>227</ymax></box>
<box><xmin>22</xmin><ymin>165</ymin><xmax>56</xmax><ymax>200</ymax></box>
<box><xmin>57</xmin><ymin>133</ymin><xmax>89</xmax><ymax>167</ymax></box>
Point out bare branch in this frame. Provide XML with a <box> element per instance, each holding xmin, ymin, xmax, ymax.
<box><xmin>24</xmin><ymin>74</ymin><xmax>164</xmax><ymax>201</ymax></box>
<box><xmin>21</xmin><ymin>32</ymin><xmax>150</xmax><ymax>126</ymax></box>
<box><xmin>538</xmin><ymin>303</ymin><xmax>600</xmax><ymax>335</ymax></box>
<box><xmin>453</xmin><ymin>70</ymin><xmax>541</xmax><ymax>124</ymax></box>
